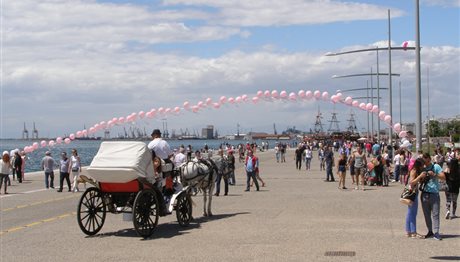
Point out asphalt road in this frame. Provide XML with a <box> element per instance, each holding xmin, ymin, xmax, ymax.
<box><xmin>1</xmin><ymin>149</ymin><xmax>459</xmax><ymax>262</ymax></box>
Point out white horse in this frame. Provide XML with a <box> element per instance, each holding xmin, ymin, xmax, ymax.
<box><xmin>180</xmin><ymin>159</ymin><xmax>219</xmax><ymax>217</ymax></box>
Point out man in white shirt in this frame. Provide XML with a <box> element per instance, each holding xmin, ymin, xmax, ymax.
<box><xmin>174</xmin><ymin>147</ymin><xmax>187</xmax><ymax>167</ymax></box>
<box><xmin>147</xmin><ymin>129</ymin><xmax>172</xmax><ymax>160</ymax></box>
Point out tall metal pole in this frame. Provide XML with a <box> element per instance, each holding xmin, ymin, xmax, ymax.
<box><xmin>367</xmin><ymin>80</ymin><xmax>370</xmax><ymax>140</ymax></box>
<box><xmin>370</xmin><ymin>67</ymin><xmax>374</xmax><ymax>140</ymax></box>
<box><xmin>399</xmin><ymin>81</ymin><xmax>402</xmax><ymax>125</ymax></box>
<box><xmin>376</xmin><ymin>48</ymin><xmax>381</xmax><ymax>142</ymax></box>
<box><xmin>415</xmin><ymin>0</ymin><xmax>423</xmax><ymax>152</ymax></box>
<box><xmin>427</xmin><ymin>67</ymin><xmax>430</xmax><ymax>154</ymax></box>
<box><xmin>388</xmin><ymin>9</ymin><xmax>393</xmax><ymax>146</ymax></box>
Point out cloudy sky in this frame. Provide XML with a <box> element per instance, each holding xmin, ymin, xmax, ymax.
<box><xmin>2</xmin><ymin>0</ymin><xmax>459</xmax><ymax>139</ymax></box>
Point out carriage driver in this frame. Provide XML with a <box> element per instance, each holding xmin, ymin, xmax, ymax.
<box><xmin>148</xmin><ymin>129</ymin><xmax>175</xmax><ymax>195</ymax></box>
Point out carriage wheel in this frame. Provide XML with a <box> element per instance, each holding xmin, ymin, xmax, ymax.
<box><xmin>176</xmin><ymin>193</ymin><xmax>192</xmax><ymax>227</ymax></box>
<box><xmin>133</xmin><ymin>189</ymin><xmax>159</xmax><ymax>238</ymax></box>
<box><xmin>77</xmin><ymin>187</ymin><xmax>106</xmax><ymax>236</ymax></box>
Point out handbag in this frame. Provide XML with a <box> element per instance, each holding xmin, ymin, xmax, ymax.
<box><xmin>400</xmin><ymin>186</ymin><xmax>416</xmax><ymax>205</ymax></box>
<box><xmin>438</xmin><ymin>180</ymin><xmax>449</xmax><ymax>192</ymax></box>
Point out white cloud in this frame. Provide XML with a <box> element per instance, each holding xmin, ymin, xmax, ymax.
<box><xmin>163</xmin><ymin>0</ymin><xmax>405</xmax><ymax>26</ymax></box>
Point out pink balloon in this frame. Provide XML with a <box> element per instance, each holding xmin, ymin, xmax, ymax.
<box><xmin>41</xmin><ymin>140</ymin><xmax>47</xmax><ymax>147</ymax></box>
<box><xmin>76</xmin><ymin>131</ymin><xmax>83</xmax><ymax>138</ymax></box>
<box><xmin>366</xmin><ymin>103</ymin><xmax>373</xmax><ymax>111</ymax></box>
<box><xmin>314</xmin><ymin>90</ymin><xmax>321</xmax><ymax>99</ymax></box>
<box><xmin>174</xmin><ymin>107</ymin><xmax>180</xmax><ymax>113</ymax></box>
<box><xmin>138</xmin><ymin>111</ymin><xmax>145</xmax><ymax>119</ymax></box>
<box><xmin>219</xmin><ymin>96</ymin><xmax>227</xmax><ymax>104</ymax></box>
<box><xmin>336</xmin><ymin>93</ymin><xmax>343</xmax><ymax>99</ymax></box>
<box><xmin>107</xmin><ymin>120</ymin><xmax>113</xmax><ymax>127</ymax></box>
<box><xmin>402</xmin><ymin>41</ymin><xmax>408</xmax><ymax>50</ymax></box>
<box><xmin>235</xmin><ymin>96</ymin><xmax>242</xmax><ymax>103</ymax></box>
<box><xmin>352</xmin><ymin>100</ymin><xmax>359</xmax><ymax>107</ymax></box>
<box><xmin>280</xmin><ymin>91</ymin><xmax>288</xmax><ymax>99</ymax></box>
<box><xmin>289</xmin><ymin>92</ymin><xmax>297</xmax><ymax>101</ymax></box>
<box><xmin>305</xmin><ymin>91</ymin><xmax>313</xmax><ymax>99</ymax></box>
<box><xmin>393</xmin><ymin>123</ymin><xmax>401</xmax><ymax>133</ymax></box>
<box><xmin>372</xmin><ymin>105</ymin><xmax>379</xmax><ymax>113</ymax></box>
<box><xmin>99</xmin><ymin>121</ymin><xmax>106</xmax><ymax>128</ymax></box>
<box><xmin>158</xmin><ymin>107</ymin><xmax>165</xmax><ymax>114</ymax></box>
<box><xmin>33</xmin><ymin>142</ymin><xmax>39</xmax><ymax>149</ymax></box>
<box><xmin>242</xmin><ymin>94</ymin><xmax>248</xmax><ymax>101</ymax></box>
<box><xmin>89</xmin><ymin>127</ymin><xmax>96</xmax><ymax>133</ymax></box>
<box><xmin>95</xmin><ymin>123</ymin><xmax>101</xmax><ymax>129</ymax></box>
<box><xmin>191</xmin><ymin>106</ymin><xmax>199</xmax><ymax>113</ymax></box>
<box><xmin>165</xmin><ymin>108</ymin><xmax>171</xmax><ymax>114</ymax></box>
<box><xmin>183</xmin><ymin>101</ymin><xmax>190</xmax><ymax>109</ymax></box>
<box><xmin>56</xmin><ymin>137</ymin><xmax>63</xmax><ymax>144</ymax></box>
<box><xmin>271</xmin><ymin>90</ymin><xmax>279</xmax><ymax>98</ymax></box>
<box><xmin>145</xmin><ymin>111</ymin><xmax>152</xmax><ymax>118</ymax></box>
<box><xmin>24</xmin><ymin>146</ymin><xmax>31</xmax><ymax>153</ymax></box>
<box><xmin>379</xmin><ymin>111</ymin><xmax>386</xmax><ymax>118</ymax></box>
<box><xmin>118</xmin><ymin>117</ymin><xmax>125</xmax><ymax>123</ymax></box>
<box><xmin>205</xmin><ymin>98</ymin><xmax>212</xmax><ymax>105</ymax></box>
<box><xmin>213</xmin><ymin>102</ymin><xmax>221</xmax><ymax>109</ymax></box>
<box><xmin>399</xmin><ymin>131</ymin><xmax>407</xmax><ymax>138</ymax></box>
<box><xmin>252</xmin><ymin>97</ymin><xmax>259</xmax><ymax>104</ymax></box>
<box><xmin>322</xmin><ymin>91</ymin><xmax>329</xmax><ymax>101</ymax></box>
<box><xmin>64</xmin><ymin>138</ymin><xmax>71</xmax><ymax>144</ymax></box>
<box><xmin>384</xmin><ymin>115</ymin><xmax>392</xmax><ymax>124</ymax></box>
<box><xmin>197</xmin><ymin>101</ymin><xmax>204</xmax><ymax>108</ymax></box>
<box><xmin>69</xmin><ymin>134</ymin><xmax>76</xmax><ymax>140</ymax></box>
<box><xmin>359</xmin><ymin>103</ymin><xmax>366</xmax><ymax>110</ymax></box>
<box><xmin>228</xmin><ymin>97</ymin><xmax>235</xmax><ymax>104</ymax></box>
<box><xmin>345</xmin><ymin>96</ymin><xmax>353</xmax><ymax>105</ymax></box>
<box><xmin>330</xmin><ymin>95</ymin><xmax>337</xmax><ymax>103</ymax></box>
<box><xmin>257</xmin><ymin>91</ymin><xmax>263</xmax><ymax>97</ymax></box>
<box><xmin>264</xmin><ymin>90</ymin><xmax>271</xmax><ymax>97</ymax></box>
<box><xmin>49</xmin><ymin>140</ymin><xmax>55</xmax><ymax>147</ymax></box>
<box><xmin>298</xmin><ymin>90</ymin><xmax>305</xmax><ymax>98</ymax></box>
<box><xmin>112</xmin><ymin>117</ymin><xmax>118</xmax><ymax>123</ymax></box>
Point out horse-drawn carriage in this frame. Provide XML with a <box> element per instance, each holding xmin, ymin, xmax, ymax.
<box><xmin>76</xmin><ymin>142</ymin><xmax>193</xmax><ymax>239</ymax></box>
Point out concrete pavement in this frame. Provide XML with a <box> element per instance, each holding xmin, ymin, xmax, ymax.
<box><xmin>0</xmin><ymin>149</ymin><xmax>459</xmax><ymax>262</ymax></box>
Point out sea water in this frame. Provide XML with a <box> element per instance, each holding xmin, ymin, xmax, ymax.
<box><xmin>0</xmin><ymin>139</ymin><xmax>281</xmax><ymax>172</ymax></box>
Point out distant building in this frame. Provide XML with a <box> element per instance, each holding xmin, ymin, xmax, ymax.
<box><xmin>201</xmin><ymin>125</ymin><xmax>214</xmax><ymax>139</ymax></box>
<box><xmin>402</xmin><ymin>123</ymin><xmax>416</xmax><ymax>134</ymax></box>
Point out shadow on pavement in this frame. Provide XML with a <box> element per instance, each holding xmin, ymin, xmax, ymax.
<box><xmin>89</xmin><ymin>212</ymin><xmax>250</xmax><ymax>240</ymax></box>
<box><xmin>440</xmin><ymin>234</ymin><xmax>460</xmax><ymax>239</ymax></box>
<box><xmin>430</xmin><ymin>256</ymin><xmax>460</xmax><ymax>261</ymax></box>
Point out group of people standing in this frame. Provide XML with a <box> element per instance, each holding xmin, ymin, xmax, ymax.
<box><xmin>40</xmin><ymin>149</ymin><xmax>82</xmax><ymax>192</ymax></box>
<box><xmin>0</xmin><ymin>150</ymin><xmax>27</xmax><ymax>194</ymax></box>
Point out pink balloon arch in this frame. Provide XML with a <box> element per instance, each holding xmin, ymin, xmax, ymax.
<box><xmin>21</xmin><ymin>89</ymin><xmax>405</xmax><ymax>153</ymax></box>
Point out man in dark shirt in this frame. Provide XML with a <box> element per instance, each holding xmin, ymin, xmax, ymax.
<box><xmin>295</xmin><ymin>145</ymin><xmax>304</xmax><ymax>170</ymax></box>
<box><xmin>325</xmin><ymin>146</ymin><xmax>335</xmax><ymax>182</ymax></box>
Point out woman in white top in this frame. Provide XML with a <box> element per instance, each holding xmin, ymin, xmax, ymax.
<box><xmin>304</xmin><ymin>147</ymin><xmax>312</xmax><ymax>170</ymax></box>
<box><xmin>70</xmin><ymin>149</ymin><xmax>82</xmax><ymax>192</ymax></box>
<box><xmin>1</xmin><ymin>151</ymin><xmax>12</xmax><ymax>194</ymax></box>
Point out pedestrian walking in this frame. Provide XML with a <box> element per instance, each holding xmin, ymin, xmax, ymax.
<box><xmin>41</xmin><ymin>151</ymin><xmax>55</xmax><ymax>189</ymax></box>
<box><xmin>0</xmin><ymin>151</ymin><xmax>12</xmax><ymax>194</ymax></box>
<box><xmin>304</xmin><ymin>146</ymin><xmax>312</xmax><ymax>171</ymax></box>
<box><xmin>444</xmin><ymin>158</ymin><xmax>459</xmax><ymax>219</ymax></box>
<box><xmin>13</xmin><ymin>151</ymin><xmax>22</xmax><ymax>183</ymax></box>
<box><xmin>58</xmin><ymin>152</ymin><xmax>71</xmax><ymax>192</ymax></box>
<box><xmin>295</xmin><ymin>145</ymin><xmax>304</xmax><ymax>170</ymax></box>
<box><xmin>351</xmin><ymin>146</ymin><xmax>367</xmax><ymax>191</ymax></box>
<box><xmin>244</xmin><ymin>150</ymin><xmax>259</xmax><ymax>192</ymax></box>
<box><xmin>227</xmin><ymin>149</ymin><xmax>236</xmax><ymax>185</ymax></box>
<box><xmin>337</xmin><ymin>153</ymin><xmax>347</xmax><ymax>189</ymax></box>
<box><xmin>324</xmin><ymin>146</ymin><xmax>335</xmax><ymax>182</ymax></box>
<box><xmin>70</xmin><ymin>149</ymin><xmax>82</xmax><ymax>192</ymax></box>
<box><xmin>404</xmin><ymin>158</ymin><xmax>426</xmax><ymax>238</ymax></box>
<box><xmin>420</xmin><ymin>153</ymin><xmax>445</xmax><ymax>240</ymax></box>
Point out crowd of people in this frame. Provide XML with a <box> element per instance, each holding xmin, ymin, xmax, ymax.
<box><xmin>0</xmin><ymin>150</ymin><xmax>27</xmax><ymax>195</ymax></box>
<box><xmin>287</xmin><ymin>138</ymin><xmax>460</xmax><ymax>241</ymax></box>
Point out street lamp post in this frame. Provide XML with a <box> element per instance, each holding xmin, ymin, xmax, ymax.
<box><xmin>388</xmin><ymin>9</ymin><xmax>394</xmax><ymax>146</ymax></box>
<box><xmin>415</xmin><ymin>0</ymin><xmax>423</xmax><ymax>152</ymax></box>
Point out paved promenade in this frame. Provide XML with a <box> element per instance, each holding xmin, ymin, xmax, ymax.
<box><xmin>1</xmin><ymin>149</ymin><xmax>459</xmax><ymax>261</ymax></box>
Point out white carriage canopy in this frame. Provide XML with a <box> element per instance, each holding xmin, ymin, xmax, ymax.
<box><xmin>86</xmin><ymin>141</ymin><xmax>154</xmax><ymax>183</ymax></box>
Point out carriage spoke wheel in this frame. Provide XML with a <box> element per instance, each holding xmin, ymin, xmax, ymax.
<box><xmin>176</xmin><ymin>193</ymin><xmax>192</xmax><ymax>227</ymax></box>
<box><xmin>133</xmin><ymin>189</ymin><xmax>159</xmax><ymax>238</ymax></box>
<box><xmin>77</xmin><ymin>187</ymin><xmax>106</xmax><ymax>236</ymax></box>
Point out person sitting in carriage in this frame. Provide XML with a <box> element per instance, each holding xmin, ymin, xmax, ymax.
<box><xmin>148</xmin><ymin>129</ymin><xmax>175</xmax><ymax>196</ymax></box>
